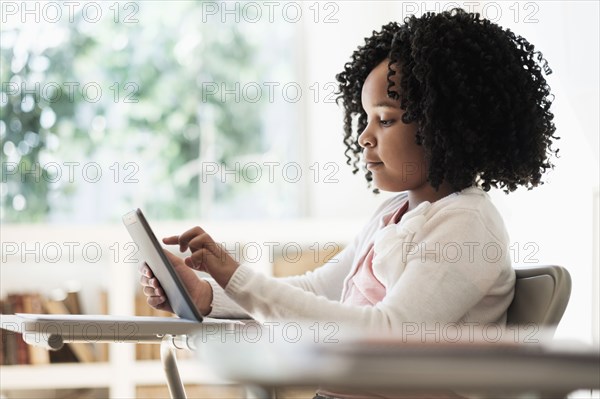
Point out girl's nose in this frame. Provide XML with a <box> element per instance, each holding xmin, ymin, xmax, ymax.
<box><xmin>358</xmin><ymin>126</ymin><xmax>375</xmax><ymax>148</ymax></box>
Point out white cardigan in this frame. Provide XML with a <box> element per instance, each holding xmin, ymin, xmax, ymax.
<box><xmin>206</xmin><ymin>186</ymin><xmax>516</xmax><ymax>332</ymax></box>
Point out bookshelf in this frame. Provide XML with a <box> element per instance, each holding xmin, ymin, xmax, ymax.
<box><xmin>0</xmin><ymin>219</ymin><xmax>359</xmax><ymax>398</ymax></box>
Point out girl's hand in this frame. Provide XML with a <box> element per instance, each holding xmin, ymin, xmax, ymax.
<box><xmin>163</xmin><ymin>226</ymin><xmax>239</xmax><ymax>288</ymax></box>
<box><xmin>138</xmin><ymin>249</ymin><xmax>213</xmax><ymax>315</ymax></box>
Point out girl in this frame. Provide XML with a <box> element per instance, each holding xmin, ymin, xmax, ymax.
<box><xmin>140</xmin><ymin>8</ymin><xmax>558</xmax><ymax>399</ymax></box>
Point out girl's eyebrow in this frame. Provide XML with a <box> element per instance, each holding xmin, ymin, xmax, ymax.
<box><xmin>373</xmin><ymin>100</ymin><xmax>399</xmax><ymax>108</ymax></box>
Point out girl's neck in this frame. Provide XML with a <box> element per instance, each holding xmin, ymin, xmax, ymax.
<box><xmin>406</xmin><ymin>180</ymin><xmax>457</xmax><ymax>212</ymax></box>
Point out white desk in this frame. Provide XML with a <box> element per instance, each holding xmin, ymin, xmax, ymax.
<box><xmin>0</xmin><ymin>313</ymin><xmax>247</xmax><ymax>399</ymax></box>
<box><xmin>3</xmin><ymin>315</ymin><xmax>600</xmax><ymax>399</ymax></box>
<box><xmin>199</xmin><ymin>325</ymin><xmax>600</xmax><ymax>399</ymax></box>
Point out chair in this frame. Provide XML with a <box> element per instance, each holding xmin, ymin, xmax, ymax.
<box><xmin>507</xmin><ymin>265</ymin><xmax>572</xmax><ymax>336</ymax></box>
<box><xmin>504</xmin><ymin>266</ymin><xmax>574</xmax><ymax>399</ymax></box>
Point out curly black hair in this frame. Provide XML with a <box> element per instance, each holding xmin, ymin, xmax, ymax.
<box><xmin>336</xmin><ymin>7</ymin><xmax>559</xmax><ymax>193</ymax></box>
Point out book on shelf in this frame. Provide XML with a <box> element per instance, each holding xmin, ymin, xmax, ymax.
<box><xmin>43</xmin><ymin>296</ymin><xmax>96</xmax><ymax>363</ymax></box>
<box><xmin>1</xmin><ymin>288</ymin><xmax>109</xmax><ymax>365</ymax></box>
<box><xmin>7</xmin><ymin>294</ymin><xmax>29</xmax><ymax>365</ymax></box>
<box><xmin>1</xmin><ymin>297</ymin><xmax>18</xmax><ymax>365</ymax></box>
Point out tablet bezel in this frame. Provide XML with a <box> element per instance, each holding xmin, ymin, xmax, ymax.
<box><xmin>123</xmin><ymin>208</ymin><xmax>203</xmax><ymax>322</ymax></box>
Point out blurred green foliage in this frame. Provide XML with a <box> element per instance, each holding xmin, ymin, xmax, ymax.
<box><xmin>1</xmin><ymin>1</ymin><xmax>289</xmax><ymax>223</ymax></box>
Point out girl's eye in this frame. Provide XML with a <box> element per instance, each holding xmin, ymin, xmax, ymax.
<box><xmin>380</xmin><ymin>119</ymin><xmax>394</xmax><ymax>127</ymax></box>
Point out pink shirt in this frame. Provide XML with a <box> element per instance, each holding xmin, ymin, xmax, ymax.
<box><xmin>343</xmin><ymin>199</ymin><xmax>409</xmax><ymax>306</ymax></box>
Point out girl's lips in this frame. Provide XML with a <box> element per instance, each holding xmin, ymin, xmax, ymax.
<box><xmin>366</xmin><ymin>162</ymin><xmax>384</xmax><ymax>169</ymax></box>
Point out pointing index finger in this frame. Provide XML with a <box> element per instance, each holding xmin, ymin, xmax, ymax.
<box><xmin>163</xmin><ymin>235</ymin><xmax>184</xmax><ymax>252</ymax></box>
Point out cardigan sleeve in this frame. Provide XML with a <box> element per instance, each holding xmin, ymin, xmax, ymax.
<box><xmin>204</xmin><ymin>195</ymin><xmax>407</xmax><ymax>319</ymax></box>
<box><xmin>219</xmin><ymin>206</ymin><xmax>512</xmax><ymax>332</ymax></box>
<box><xmin>204</xmin><ymin>244</ymin><xmax>357</xmax><ymax>318</ymax></box>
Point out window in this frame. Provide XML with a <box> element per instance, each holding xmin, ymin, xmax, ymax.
<box><xmin>1</xmin><ymin>1</ymin><xmax>300</xmax><ymax>223</ymax></box>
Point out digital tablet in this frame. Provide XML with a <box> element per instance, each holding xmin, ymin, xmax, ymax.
<box><xmin>122</xmin><ymin>209</ymin><xmax>203</xmax><ymax>322</ymax></box>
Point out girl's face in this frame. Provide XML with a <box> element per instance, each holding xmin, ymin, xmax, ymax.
<box><xmin>358</xmin><ymin>59</ymin><xmax>428</xmax><ymax>192</ymax></box>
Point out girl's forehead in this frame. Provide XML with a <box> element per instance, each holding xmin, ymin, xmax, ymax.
<box><xmin>361</xmin><ymin>60</ymin><xmax>401</xmax><ymax>107</ymax></box>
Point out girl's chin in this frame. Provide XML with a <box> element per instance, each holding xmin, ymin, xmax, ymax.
<box><xmin>371</xmin><ymin>178</ymin><xmax>407</xmax><ymax>193</ymax></box>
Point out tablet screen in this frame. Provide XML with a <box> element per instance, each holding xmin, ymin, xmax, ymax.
<box><xmin>122</xmin><ymin>209</ymin><xmax>203</xmax><ymax>322</ymax></box>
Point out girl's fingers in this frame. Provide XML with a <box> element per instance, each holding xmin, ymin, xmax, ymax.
<box><xmin>177</xmin><ymin>226</ymin><xmax>207</xmax><ymax>251</ymax></box>
<box><xmin>184</xmin><ymin>256</ymin><xmax>196</xmax><ymax>269</ymax></box>
<box><xmin>162</xmin><ymin>226</ymin><xmax>234</xmax><ymax>276</ymax></box>
<box><xmin>138</xmin><ymin>263</ymin><xmax>153</xmax><ymax>278</ymax></box>
<box><xmin>187</xmin><ymin>235</ymin><xmax>226</xmax><ymax>265</ymax></box>
<box><xmin>162</xmin><ymin>236</ymin><xmax>180</xmax><ymax>245</ymax></box>
<box><xmin>187</xmin><ymin>248</ymin><xmax>219</xmax><ymax>271</ymax></box>
<box><xmin>163</xmin><ymin>249</ymin><xmax>182</xmax><ymax>265</ymax></box>
<box><xmin>147</xmin><ymin>295</ymin><xmax>167</xmax><ymax>307</ymax></box>
<box><xmin>138</xmin><ymin>259</ymin><xmax>173</xmax><ymax>313</ymax></box>
<box><xmin>140</xmin><ymin>274</ymin><xmax>161</xmax><ymax>289</ymax></box>
<box><xmin>185</xmin><ymin>254</ymin><xmax>205</xmax><ymax>271</ymax></box>
<box><xmin>163</xmin><ymin>227</ymin><xmax>214</xmax><ymax>254</ymax></box>
<box><xmin>187</xmin><ymin>234</ymin><xmax>218</xmax><ymax>252</ymax></box>
<box><xmin>163</xmin><ymin>235</ymin><xmax>187</xmax><ymax>253</ymax></box>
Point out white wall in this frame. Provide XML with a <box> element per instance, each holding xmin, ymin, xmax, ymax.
<box><xmin>486</xmin><ymin>1</ymin><xmax>599</xmax><ymax>343</ymax></box>
<box><xmin>299</xmin><ymin>1</ymin><xmax>402</xmax><ymax>223</ymax></box>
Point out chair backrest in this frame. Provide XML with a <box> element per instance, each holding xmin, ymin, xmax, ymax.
<box><xmin>506</xmin><ymin>265</ymin><xmax>571</xmax><ymax>335</ymax></box>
